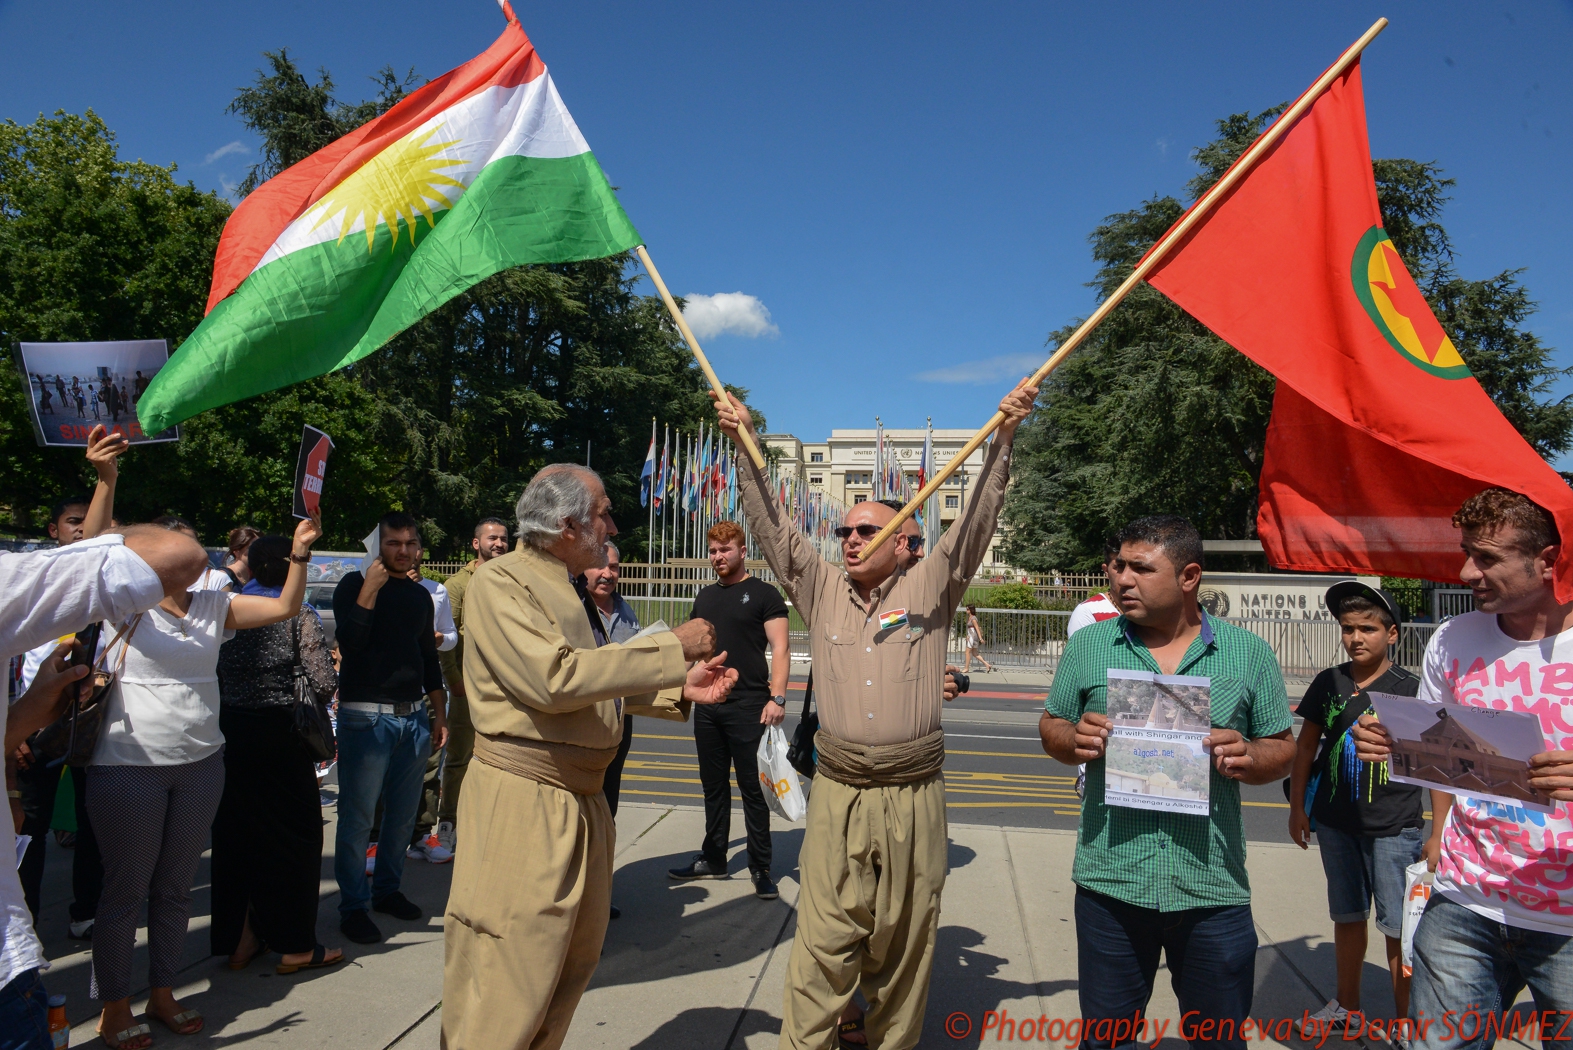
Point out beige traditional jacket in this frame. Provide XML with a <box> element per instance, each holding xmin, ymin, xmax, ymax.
<box><xmin>463</xmin><ymin>544</ymin><xmax>689</xmax><ymax>751</ymax></box>
<box><xmin>736</xmin><ymin>435</ymin><xmax>1013</xmax><ymax>746</ymax></box>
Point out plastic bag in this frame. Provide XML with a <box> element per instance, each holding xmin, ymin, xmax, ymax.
<box><xmin>757</xmin><ymin>725</ymin><xmax>809</xmax><ymax>822</ymax></box>
<box><xmin>1400</xmin><ymin>859</ymin><xmax>1432</xmax><ymax>976</ymax></box>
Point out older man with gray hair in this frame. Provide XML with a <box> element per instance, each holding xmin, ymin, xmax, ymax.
<box><xmin>442</xmin><ymin>463</ymin><xmax>739</xmax><ymax>1050</ymax></box>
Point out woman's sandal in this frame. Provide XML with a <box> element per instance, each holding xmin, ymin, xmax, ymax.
<box><xmin>100</xmin><ymin>1023</ymin><xmax>153</xmax><ymax>1050</ymax></box>
<box><xmin>276</xmin><ymin>943</ymin><xmax>345</xmax><ymax>975</ymax></box>
<box><xmin>150</xmin><ymin>1009</ymin><xmax>203</xmax><ymax>1036</ymax></box>
<box><xmin>227</xmin><ymin>940</ymin><xmax>269</xmax><ymax>970</ymax></box>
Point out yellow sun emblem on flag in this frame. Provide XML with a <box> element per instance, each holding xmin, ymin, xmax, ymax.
<box><xmin>306</xmin><ymin>125</ymin><xmax>467</xmax><ymax>253</ymax></box>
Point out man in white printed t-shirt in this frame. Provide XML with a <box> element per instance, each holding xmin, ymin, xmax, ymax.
<box><xmin>1066</xmin><ymin>540</ymin><xmax>1122</xmax><ymax>800</ymax></box>
<box><xmin>1355</xmin><ymin>488</ymin><xmax>1573</xmax><ymax>1047</ymax></box>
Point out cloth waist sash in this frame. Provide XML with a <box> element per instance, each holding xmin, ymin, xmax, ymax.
<box><xmin>814</xmin><ymin>728</ymin><xmax>945</xmax><ymax>788</ymax></box>
<box><xmin>473</xmin><ymin>733</ymin><xmax>618</xmax><ymax>796</ymax></box>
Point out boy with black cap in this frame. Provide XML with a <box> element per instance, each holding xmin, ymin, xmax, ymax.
<box><xmin>1288</xmin><ymin>582</ymin><xmax>1439</xmax><ymax>1036</ymax></box>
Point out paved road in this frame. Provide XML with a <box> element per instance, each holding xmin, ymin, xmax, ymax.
<box><xmin>622</xmin><ymin>676</ymin><xmax>1316</xmax><ymax>842</ymax></box>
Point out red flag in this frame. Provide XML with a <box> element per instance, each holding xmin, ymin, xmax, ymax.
<box><xmin>1145</xmin><ymin>60</ymin><xmax>1573</xmax><ymax>598</ymax></box>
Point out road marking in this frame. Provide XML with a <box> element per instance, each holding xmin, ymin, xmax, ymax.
<box><xmin>945</xmin><ymin>733</ymin><xmax>1041</xmax><ymax>742</ymax></box>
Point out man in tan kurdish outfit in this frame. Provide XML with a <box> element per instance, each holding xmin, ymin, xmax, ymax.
<box><xmin>442</xmin><ymin>464</ymin><xmax>738</xmax><ymax>1050</ymax></box>
<box><xmin>713</xmin><ymin>379</ymin><xmax>1038</xmax><ymax>1050</ymax></box>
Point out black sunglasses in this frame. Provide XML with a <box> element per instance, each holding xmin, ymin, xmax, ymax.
<box><xmin>833</xmin><ymin>524</ymin><xmax>882</xmax><ymax>540</ymax></box>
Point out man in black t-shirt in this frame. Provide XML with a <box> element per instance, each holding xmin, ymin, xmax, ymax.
<box><xmin>669</xmin><ymin>521</ymin><xmax>790</xmax><ymax>899</ymax></box>
<box><xmin>1288</xmin><ymin>582</ymin><xmax>1434</xmax><ymax>1036</ymax></box>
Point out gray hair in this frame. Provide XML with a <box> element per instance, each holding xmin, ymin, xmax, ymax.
<box><xmin>605</xmin><ymin>541</ymin><xmax>620</xmax><ymax>560</ymax></box>
<box><xmin>516</xmin><ymin>464</ymin><xmax>602</xmax><ymax>550</ymax></box>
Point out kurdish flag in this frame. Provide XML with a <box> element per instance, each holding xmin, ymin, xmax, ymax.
<box><xmin>138</xmin><ymin>11</ymin><xmax>639</xmax><ymax>433</ymax></box>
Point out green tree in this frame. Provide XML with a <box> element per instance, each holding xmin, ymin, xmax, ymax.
<box><xmin>999</xmin><ymin>109</ymin><xmax>1571</xmax><ymax>572</ymax></box>
<box><xmin>0</xmin><ymin>109</ymin><xmax>406</xmax><ymax>547</ymax></box>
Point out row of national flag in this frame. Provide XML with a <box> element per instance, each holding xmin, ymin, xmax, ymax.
<box><xmin>638</xmin><ymin>420</ymin><xmax>849</xmax><ymax>545</ymax></box>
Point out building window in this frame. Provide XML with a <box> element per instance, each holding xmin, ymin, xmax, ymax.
<box><xmin>809</xmin><ymin>475</ymin><xmax>822</xmax><ymax>484</ymax></box>
<box><xmin>810</xmin><ymin>452</ymin><xmax>823</xmax><ymax>463</ymax></box>
<box><xmin>945</xmin><ymin>495</ymin><xmax>959</xmax><ymax>508</ymax></box>
<box><xmin>854</xmin><ymin>494</ymin><xmax>867</xmax><ymax>503</ymax></box>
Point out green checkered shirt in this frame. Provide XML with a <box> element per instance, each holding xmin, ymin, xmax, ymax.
<box><xmin>1046</xmin><ymin>612</ymin><xmax>1291</xmax><ymax>911</ymax></box>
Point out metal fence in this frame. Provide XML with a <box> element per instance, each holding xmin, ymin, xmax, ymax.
<box><xmin>421</xmin><ymin>562</ymin><xmax>1441</xmax><ymax>679</ymax></box>
<box><xmin>951</xmin><ymin>610</ymin><xmax>1439</xmax><ymax>678</ymax></box>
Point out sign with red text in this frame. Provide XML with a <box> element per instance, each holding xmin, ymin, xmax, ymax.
<box><xmin>12</xmin><ymin>340</ymin><xmax>180</xmax><ymax>447</ymax></box>
<box><xmin>293</xmin><ymin>425</ymin><xmax>335</xmax><ymax>520</ymax></box>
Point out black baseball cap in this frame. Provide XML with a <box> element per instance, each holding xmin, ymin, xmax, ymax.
<box><xmin>1324</xmin><ymin>581</ymin><xmax>1404</xmax><ymax>625</ymax></box>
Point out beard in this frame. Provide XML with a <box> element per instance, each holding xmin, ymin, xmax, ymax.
<box><xmin>572</xmin><ymin>525</ymin><xmax>608</xmax><ymax>571</ymax></box>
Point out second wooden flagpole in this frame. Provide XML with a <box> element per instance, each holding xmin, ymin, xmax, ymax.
<box><xmin>636</xmin><ymin>244</ymin><xmax>766</xmax><ymax>470</ymax></box>
<box><xmin>856</xmin><ymin>16</ymin><xmax>1389</xmax><ymax>560</ymax></box>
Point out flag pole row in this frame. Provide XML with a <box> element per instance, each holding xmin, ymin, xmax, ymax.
<box><xmin>854</xmin><ymin>16</ymin><xmax>1391</xmax><ymax>560</ymax></box>
<box><xmin>640</xmin><ymin>418</ymin><xmax>851</xmax><ymax>569</ymax></box>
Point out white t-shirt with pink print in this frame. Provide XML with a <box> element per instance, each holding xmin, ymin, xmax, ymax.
<box><xmin>1420</xmin><ymin>610</ymin><xmax>1573</xmax><ymax>935</ymax></box>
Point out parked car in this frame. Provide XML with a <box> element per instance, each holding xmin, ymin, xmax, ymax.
<box><xmin>305</xmin><ymin>583</ymin><xmax>338</xmax><ymax>649</ymax></box>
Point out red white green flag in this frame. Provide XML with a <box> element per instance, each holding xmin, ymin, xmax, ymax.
<box><xmin>138</xmin><ymin>12</ymin><xmax>639</xmax><ymax>433</ymax></box>
<box><xmin>1144</xmin><ymin>59</ymin><xmax>1573</xmax><ymax>598</ymax></box>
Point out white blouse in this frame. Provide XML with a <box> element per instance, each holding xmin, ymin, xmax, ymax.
<box><xmin>93</xmin><ymin>588</ymin><xmax>237</xmax><ymax>766</ymax></box>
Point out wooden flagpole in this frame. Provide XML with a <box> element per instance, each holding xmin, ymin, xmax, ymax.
<box><xmin>635</xmin><ymin>244</ymin><xmax>767</xmax><ymax>470</ymax></box>
<box><xmin>857</xmin><ymin>16</ymin><xmax>1389</xmax><ymax>559</ymax></box>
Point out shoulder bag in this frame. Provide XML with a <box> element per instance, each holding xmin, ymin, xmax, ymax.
<box><xmin>786</xmin><ymin>672</ymin><xmax>818</xmax><ymax>779</ymax></box>
<box><xmin>32</xmin><ymin>616</ymin><xmax>140</xmax><ymax>768</ymax></box>
<box><xmin>1280</xmin><ymin>667</ymin><xmax>1368</xmax><ymax>825</ymax></box>
<box><xmin>290</xmin><ymin>615</ymin><xmax>337</xmax><ymax>762</ymax></box>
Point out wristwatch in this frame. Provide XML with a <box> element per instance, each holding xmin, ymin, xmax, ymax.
<box><xmin>769</xmin><ymin>695</ymin><xmax>786</xmax><ymax>707</ymax></box>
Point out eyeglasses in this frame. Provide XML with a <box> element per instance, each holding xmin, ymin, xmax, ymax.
<box><xmin>833</xmin><ymin>524</ymin><xmax>882</xmax><ymax>540</ymax></box>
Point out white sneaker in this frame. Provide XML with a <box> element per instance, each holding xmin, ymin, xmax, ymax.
<box><xmin>1300</xmin><ymin>1000</ymin><xmax>1350</xmax><ymax>1040</ymax></box>
<box><xmin>68</xmin><ymin>918</ymin><xmax>94</xmax><ymax>939</ymax></box>
<box><xmin>436</xmin><ymin>820</ymin><xmax>456</xmax><ymax>854</ymax></box>
<box><xmin>407</xmin><ymin>834</ymin><xmax>454</xmax><ymax>864</ymax></box>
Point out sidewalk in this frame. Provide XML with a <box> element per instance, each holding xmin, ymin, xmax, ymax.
<box><xmin>34</xmin><ymin>793</ymin><xmax>1426</xmax><ymax>1050</ymax></box>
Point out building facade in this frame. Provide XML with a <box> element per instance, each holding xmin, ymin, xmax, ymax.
<box><xmin>762</xmin><ymin>427</ymin><xmax>1014</xmax><ymax>571</ymax></box>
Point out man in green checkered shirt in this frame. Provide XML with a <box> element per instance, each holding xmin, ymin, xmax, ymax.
<box><xmin>1040</xmin><ymin>516</ymin><xmax>1294</xmax><ymax>1050</ymax></box>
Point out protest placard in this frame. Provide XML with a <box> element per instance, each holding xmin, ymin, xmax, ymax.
<box><xmin>1369</xmin><ymin>692</ymin><xmax>1553</xmax><ymax>813</ymax></box>
<box><xmin>13</xmin><ymin>340</ymin><xmax>180</xmax><ymax>447</ymax></box>
<box><xmin>293</xmin><ymin>425</ymin><xmax>334</xmax><ymax>519</ymax></box>
<box><xmin>1104</xmin><ymin>669</ymin><xmax>1212</xmax><ymax>816</ymax></box>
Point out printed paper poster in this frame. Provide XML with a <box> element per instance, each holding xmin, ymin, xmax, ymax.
<box><xmin>1370</xmin><ymin>691</ymin><xmax>1553</xmax><ymax>813</ymax></box>
<box><xmin>293</xmin><ymin>425</ymin><xmax>334</xmax><ymax>519</ymax></box>
<box><xmin>13</xmin><ymin>340</ymin><xmax>180</xmax><ymax>446</ymax></box>
<box><xmin>1104</xmin><ymin>669</ymin><xmax>1212</xmax><ymax>816</ymax></box>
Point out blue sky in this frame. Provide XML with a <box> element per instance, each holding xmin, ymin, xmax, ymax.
<box><xmin>1</xmin><ymin>1</ymin><xmax>1569</xmax><ymax>454</ymax></box>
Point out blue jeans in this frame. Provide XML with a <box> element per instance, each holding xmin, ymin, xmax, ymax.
<box><xmin>0</xmin><ymin>968</ymin><xmax>51</xmax><ymax>1050</ymax></box>
<box><xmin>1075</xmin><ymin>888</ymin><xmax>1258</xmax><ymax>1050</ymax></box>
<box><xmin>1410</xmin><ymin>894</ymin><xmax>1573</xmax><ymax>1050</ymax></box>
<box><xmin>334</xmin><ymin>708</ymin><xmax>431</xmax><ymax>915</ymax></box>
<box><xmin>1318</xmin><ymin>824</ymin><xmax>1424</xmax><ymax>938</ymax></box>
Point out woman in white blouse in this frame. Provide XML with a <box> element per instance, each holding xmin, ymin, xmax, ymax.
<box><xmin>88</xmin><ymin>513</ymin><xmax>321</xmax><ymax>1050</ymax></box>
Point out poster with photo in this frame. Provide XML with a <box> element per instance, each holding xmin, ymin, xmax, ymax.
<box><xmin>12</xmin><ymin>340</ymin><xmax>180</xmax><ymax>447</ymax></box>
<box><xmin>1104</xmin><ymin>669</ymin><xmax>1213</xmax><ymax>816</ymax></box>
<box><xmin>1369</xmin><ymin>692</ymin><xmax>1553</xmax><ymax>813</ymax></box>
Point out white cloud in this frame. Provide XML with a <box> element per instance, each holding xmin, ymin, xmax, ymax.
<box><xmin>681</xmin><ymin>292</ymin><xmax>779</xmax><ymax>340</ymax></box>
<box><xmin>916</xmin><ymin>352</ymin><xmax>1042</xmax><ymax>385</ymax></box>
<box><xmin>204</xmin><ymin>141</ymin><xmax>248</xmax><ymax>165</ymax></box>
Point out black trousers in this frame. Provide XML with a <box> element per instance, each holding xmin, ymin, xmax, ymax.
<box><xmin>603</xmin><ymin>715</ymin><xmax>634</xmax><ymax>817</ymax></box>
<box><xmin>17</xmin><ymin>759</ymin><xmax>101</xmax><ymax>924</ymax></box>
<box><xmin>694</xmin><ymin>697</ymin><xmax>772</xmax><ymax>874</ymax></box>
<box><xmin>210</xmin><ymin>706</ymin><xmax>325</xmax><ymax>956</ymax></box>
